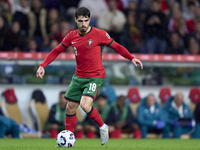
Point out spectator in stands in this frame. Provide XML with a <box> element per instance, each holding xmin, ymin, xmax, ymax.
<box><xmin>168</xmin><ymin>9</ymin><xmax>182</xmax><ymax>32</ymax></box>
<box><xmin>26</xmin><ymin>39</ymin><xmax>38</xmax><ymax>52</ymax></box>
<box><xmin>60</xmin><ymin>0</ymin><xmax>80</xmax><ymax>25</ymax></box>
<box><xmin>12</xmin><ymin>0</ymin><xmax>30</xmax><ymax>14</ymax></box>
<box><xmin>0</xmin><ymin>107</ymin><xmax>20</xmax><ymax>138</ymax></box>
<box><xmin>159</xmin><ymin>0</ymin><xmax>170</xmax><ymax>14</ymax></box>
<box><xmin>162</xmin><ymin>92</ymin><xmax>195</xmax><ymax>138</ymax></box>
<box><xmin>40</xmin><ymin>0</ymin><xmax>62</xmax><ymax>11</ymax></box>
<box><xmin>27</xmin><ymin>0</ymin><xmax>48</xmax><ymax>52</ymax></box>
<box><xmin>122</xmin><ymin>0</ymin><xmax>138</xmax><ymax>17</ymax></box>
<box><xmin>123</xmin><ymin>13</ymin><xmax>142</xmax><ymax>53</ymax></box>
<box><xmin>175</xmin><ymin>17</ymin><xmax>189</xmax><ymax>44</ymax></box>
<box><xmin>45</xmin><ymin>23</ymin><xmax>59</xmax><ymax>50</ymax></box>
<box><xmin>137</xmin><ymin>94</ymin><xmax>165</xmax><ymax>138</ymax></box>
<box><xmin>2</xmin><ymin>4</ymin><xmax>12</xmax><ymax>27</ymax></box>
<box><xmin>109</xmin><ymin>95</ymin><xmax>141</xmax><ymax>138</ymax></box>
<box><xmin>193</xmin><ymin>102</ymin><xmax>200</xmax><ymax>138</ymax></box>
<box><xmin>190</xmin><ymin>22</ymin><xmax>200</xmax><ymax>45</ymax></box>
<box><xmin>83</xmin><ymin>94</ymin><xmax>115</xmax><ymax>138</ymax></box>
<box><xmin>194</xmin><ymin>6</ymin><xmax>200</xmax><ymax>23</ymax></box>
<box><xmin>78</xmin><ymin>0</ymin><xmax>108</xmax><ymax>27</ymax></box>
<box><xmin>61</xmin><ymin>0</ymin><xmax>79</xmax><ymax>10</ymax></box>
<box><xmin>3</xmin><ymin>21</ymin><xmax>25</xmax><ymax>51</ymax></box>
<box><xmin>143</xmin><ymin>0</ymin><xmax>168</xmax><ymax>54</ymax></box>
<box><xmin>46</xmin><ymin>8</ymin><xmax>60</xmax><ymax>34</ymax></box>
<box><xmin>105</xmin><ymin>0</ymin><xmax>124</xmax><ymax>10</ymax></box>
<box><xmin>140</xmin><ymin>0</ymin><xmax>151</xmax><ymax>11</ymax></box>
<box><xmin>0</xmin><ymin>16</ymin><xmax>7</xmax><ymax>50</ymax></box>
<box><xmin>182</xmin><ymin>1</ymin><xmax>198</xmax><ymax>33</ymax></box>
<box><xmin>97</xmin><ymin>0</ymin><xmax>126</xmax><ymax>45</ymax></box>
<box><xmin>44</xmin><ymin>91</ymin><xmax>67</xmax><ymax>138</ymax></box>
<box><xmin>53</xmin><ymin>20</ymin><xmax>71</xmax><ymax>43</ymax></box>
<box><xmin>0</xmin><ymin>0</ymin><xmax>10</xmax><ymax>16</ymax></box>
<box><xmin>188</xmin><ymin>38</ymin><xmax>200</xmax><ymax>55</ymax></box>
<box><xmin>49</xmin><ymin>40</ymin><xmax>59</xmax><ymax>51</ymax></box>
<box><xmin>169</xmin><ymin>0</ymin><xmax>181</xmax><ymax>13</ymax></box>
<box><xmin>12</xmin><ymin>0</ymin><xmax>30</xmax><ymax>36</ymax></box>
<box><xmin>165</xmin><ymin>32</ymin><xmax>185</xmax><ymax>54</ymax></box>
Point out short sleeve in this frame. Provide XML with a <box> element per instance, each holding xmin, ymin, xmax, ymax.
<box><xmin>61</xmin><ymin>31</ymin><xmax>72</xmax><ymax>48</ymax></box>
<box><xmin>99</xmin><ymin>30</ymin><xmax>113</xmax><ymax>46</ymax></box>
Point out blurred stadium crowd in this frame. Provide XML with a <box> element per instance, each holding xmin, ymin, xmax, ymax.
<box><xmin>0</xmin><ymin>87</ymin><xmax>200</xmax><ymax>139</ymax></box>
<box><xmin>0</xmin><ymin>0</ymin><xmax>200</xmax><ymax>54</ymax></box>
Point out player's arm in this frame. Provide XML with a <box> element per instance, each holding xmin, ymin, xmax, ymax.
<box><xmin>36</xmin><ymin>43</ymin><xmax>66</xmax><ymax>79</ymax></box>
<box><xmin>109</xmin><ymin>41</ymin><xmax>143</xmax><ymax>69</ymax></box>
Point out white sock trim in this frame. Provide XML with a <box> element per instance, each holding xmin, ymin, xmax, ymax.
<box><xmin>99</xmin><ymin>124</ymin><xmax>106</xmax><ymax>129</ymax></box>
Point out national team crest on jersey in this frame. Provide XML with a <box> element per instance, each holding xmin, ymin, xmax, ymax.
<box><xmin>87</xmin><ymin>39</ymin><xmax>93</xmax><ymax>48</ymax></box>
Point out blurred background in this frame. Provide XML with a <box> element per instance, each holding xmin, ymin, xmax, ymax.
<box><xmin>0</xmin><ymin>0</ymin><xmax>200</xmax><ymax>139</ymax></box>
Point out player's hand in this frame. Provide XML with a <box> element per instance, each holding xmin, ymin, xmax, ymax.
<box><xmin>132</xmin><ymin>58</ymin><xmax>143</xmax><ymax>69</ymax></box>
<box><xmin>36</xmin><ymin>66</ymin><xmax>45</xmax><ymax>79</ymax></box>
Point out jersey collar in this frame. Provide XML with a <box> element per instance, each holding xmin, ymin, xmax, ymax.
<box><xmin>79</xmin><ymin>26</ymin><xmax>92</xmax><ymax>36</ymax></box>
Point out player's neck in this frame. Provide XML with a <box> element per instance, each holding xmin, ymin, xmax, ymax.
<box><xmin>79</xmin><ymin>26</ymin><xmax>91</xmax><ymax>35</ymax></box>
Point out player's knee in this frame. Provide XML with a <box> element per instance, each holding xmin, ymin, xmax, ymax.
<box><xmin>80</xmin><ymin>102</ymin><xmax>91</xmax><ymax>113</ymax></box>
<box><xmin>66</xmin><ymin>104</ymin><xmax>76</xmax><ymax>114</ymax></box>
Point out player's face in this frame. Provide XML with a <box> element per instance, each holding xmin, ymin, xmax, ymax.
<box><xmin>75</xmin><ymin>16</ymin><xmax>90</xmax><ymax>34</ymax></box>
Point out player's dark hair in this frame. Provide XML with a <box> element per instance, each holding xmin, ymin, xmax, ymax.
<box><xmin>75</xmin><ymin>7</ymin><xmax>90</xmax><ymax>19</ymax></box>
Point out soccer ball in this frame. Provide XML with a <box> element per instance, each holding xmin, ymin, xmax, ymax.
<box><xmin>56</xmin><ymin>130</ymin><xmax>76</xmax><ymax>148</ymax></box>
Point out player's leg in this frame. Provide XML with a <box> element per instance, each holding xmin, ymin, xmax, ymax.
<box><xmin>80</xmin><ymin>96</ymin><xmax>109</xmax><ymax>145</ymax></box>
<box><xmin>80</xmin><ymin>96</ymin><xmax>104</xmax><ymax>127</ymax></box>
<box><xmin>64</xmin><ymin>75</ymin><xmax>83</xmax><ymax>133</ymax></box>
<box><xmin>81</xmin><ymin>76</ymin><xmax>106</xmax><ymax>128</ymax></box>
<box><xmin>65</xmin><ymin>101</ymin><xmax>79</xmax><ymax>133</ymax></box>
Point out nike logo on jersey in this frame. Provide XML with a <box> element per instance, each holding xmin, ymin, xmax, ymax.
<box><xmin>71</xmin><ymin>41</ymin><xmax>77</xmax><ymax>44</ymax></box>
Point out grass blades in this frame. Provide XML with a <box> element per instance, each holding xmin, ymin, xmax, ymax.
<box><xmin>0</xmin><ymin>138</ymin><xmax>200</xmax><ymax>150</ymax></box>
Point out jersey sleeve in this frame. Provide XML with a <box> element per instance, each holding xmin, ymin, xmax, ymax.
<box><xmin>98</xmin><ymin>30</ymin><xmax>114</xmax><ymax>46</ymax></box>
<box><xmin>61</xmin><ymin>31</ymin><xmax>72</xmax><ymax>48</ymax></box>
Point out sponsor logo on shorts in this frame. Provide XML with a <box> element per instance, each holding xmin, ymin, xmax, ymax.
<box><xmin>87</xmin><ymin>91</ymin><xmax>93</xmax><ymax>93</ymax></box>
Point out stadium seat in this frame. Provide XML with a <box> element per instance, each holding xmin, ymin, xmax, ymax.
<box><xmin>29</xmin><ymin>89</ymin><xmax>49</xmax><ymax>136</ymax></box>
<box><xmin>1</xmin><ymin>88</ymin><xmax>23</xmax><ymax>124</ymax></box>
<box><xmin>1</xmin><ymin>88</ymin><xmax>39</xmax><ymax>138</ymax></box>
<box><xmin>189</xmin><ymin>87</ymin><xmax>200</xmax><ymax>103</ymax></box>
<box><xmin>127</xmin><ymin>87</ymin><xmax>141</xmax><ymax>116</ymax></box>
<box><xmin>159</xmin><ymin>87</ymin><xmax>171</xmax><ymax>104</ymax></box>
<box><xmin>127</xmin><ymin>87</ymin><xmax>141</xmax><ymax>103</ymax></box>
<box><xmin>189</xmin><ymin>87</ymin><xmax>200</xmax><ymax>113</ymax></box>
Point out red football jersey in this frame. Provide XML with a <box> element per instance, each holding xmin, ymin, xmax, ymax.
<box><xmin>61</xmin><ymin>27</ymin><xmax>113</xmax><ymax>78</ymax></box>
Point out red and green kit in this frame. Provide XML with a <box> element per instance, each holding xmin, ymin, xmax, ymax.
<box><xmin>39</xmin><ymin>27</ymin><xmax>134</xmax><ymax>102</ymax></box>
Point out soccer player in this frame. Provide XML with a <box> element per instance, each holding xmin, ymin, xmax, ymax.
<box><xmin>36</xmin><ymin>7</ymin><xmax>143</xmax><ymax>145</ymax></box>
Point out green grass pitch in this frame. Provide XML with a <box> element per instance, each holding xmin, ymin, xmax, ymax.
<box><xmin>0</xmin><ymin>138</ymin><xmax>200</xmax><ymax>150</ymax></box>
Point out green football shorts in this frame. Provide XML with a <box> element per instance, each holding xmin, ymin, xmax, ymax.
<box><xmin>64</xmin><ymin>75</ymin><xmax>106</xmax><ymax>103</ymax></box>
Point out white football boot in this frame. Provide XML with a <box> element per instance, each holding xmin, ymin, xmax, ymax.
<box><xmin>100</xmin><ymin>124</ymin><xmax>109</xmax><ymax>145</ymax></box>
